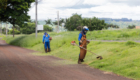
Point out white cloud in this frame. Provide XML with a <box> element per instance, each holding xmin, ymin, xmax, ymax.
<box><xmin>28</xmin><ymin>0</ymin><xmax>140</xmax><ymax>20</ymax></box>
<box><xmin>83</xmin><ymin>0</ymin><xmax>108</xmax><ymax>5</ymax></box>
<box><xmin>88</xmin><ymin>3</ymin><xmax>140</xmax><ymax>19</ymax></box>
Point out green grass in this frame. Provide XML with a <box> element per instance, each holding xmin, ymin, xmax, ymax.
<box><xmin>3</xmin><ymin>29</ymin><xmax>140</xmax><ymax>80</ymax></box>
<box><xmin>0</xmin><ymin>34</ymin><xmax>5</xmax><ymax>39</ymax></box>
<box><xmin>87</xmin><ymin>29</ymin><xmax>140</xmax><ymax>40</ymax></box>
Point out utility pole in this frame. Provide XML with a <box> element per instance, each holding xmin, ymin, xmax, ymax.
<box><xmin>6</xmin><ymin>22</ymin><xmax>7</xmax><ymax>37</ymax></box>
<box><xmin>35</xmin><ymin>0</ymin><xmax>38</xmax><ymax>38</ymax></box>
<box><xmin>57</xmin><ymin>11</ymin><xmax>59</xmax><ymax>33</ymax></box>
<box><xmin>0</xmin><ymin>22</ymin><xmax>2</xmax><ymax>35</ymax></box>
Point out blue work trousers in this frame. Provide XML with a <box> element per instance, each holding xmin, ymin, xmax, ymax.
<box><xmin>44</xmin><ymin>42</ymin><xmax>50</xmax><ymax>49</ymax></box>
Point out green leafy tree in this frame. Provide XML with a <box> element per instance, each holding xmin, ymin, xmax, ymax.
<box><xmin>0</xmin><ymin>0</ymin><xmax>35</xmax><ymax>37</ymax></box>
<box><xmin>45</xmin><ymin>19</ymin><xmax>52</xmax><ymax>25</ymax></box>
<box><xmin>2</xmin><ymin>27</ymin><xmax>6</xmax><ymax>34</ymax></box>
<box><xmin>65</xmin><ymin>13</ymin><xmax>82</xmax><ymax>31</ymax></box>
<box><xmin>8</xmin><ymin>29</ymin><xmax>20</xmax><ymax>34</ymax></box>
<box><xmin>127</xmin><ymin>25</ymin><xmax>135</xmax><ymax>29</ymax></box>
<box><xmin>44</xmin><ymin>25</ymin><xmax>53</xmax><ymax>32</ymax></box>
<box><xmin>106</xmin><ymin>24</ymin><xmax>119</xmax><ymax>29</ymax></box>
<box><xmin>20</xmin><ymin>22</ymin><xmax>35</xmax><ymax>34</ymax></box>
<box><xmin>0</xmin><ymin>0</ymin><xmax>7</xmax><ymax>12</ymax></box>
<box><xmin>59</xmin><ymin>19</ymin><xmax>65</xmax><ymax>26</ymax></box>
<box><xmin>53</xmin><ymin>21</ymin><xmax>57</xmax><ymax>25</ymax></box>
<box><xmin>65</xmin><ymin>13</ymin><xmax>107</xmax><ymax>31</ymax></box>
<box><xmin>88</xmin><ymin>17</ymin><xmax>107</xmax><ymax>30</ymax></box>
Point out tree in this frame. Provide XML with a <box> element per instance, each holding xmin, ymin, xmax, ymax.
<box><xmin>53</xmin><ymin>21</ymin><xmax>57</xmax><ymax>25</ymax></box>
<box><xmin>44</xmin><ymin>25</ymin><xmax>53</xmax><ymax>32</ymax></box>
<box><xmin>127</xmin><ymin>25</ymin><xmax>135</xmax><ymax>29</ymax></box>
<box><xmin>59</xmin><ymin>19</ymin><xmax>65</xmax><ymax>26</ymax></box>
<box><xmin>0</xmin><ymin>0</ymin><xmax>7</xmax><ymax>11</ymax></box>
<box><xmin>88</xmin><ymin>17</ymin><xmax>107</xmax><ymax>30</ymax></box>
<box><xmin>106</xmin><ymin>24</ymin><xmax>119</xmax><ymax>29</ymax></box>
<box><xmin>65</xmin><ymin>13</ymin><xmax>107</xmax><ymax>31</ymax></box>
<box><xmin>8</xmin><ymin>29</ymin><xmax>20</xmax><ymax>34</ymax></box>
<box><xmin>0</xmin><ymin>0</ymin><xmax>35</xmax><ymax>37</ymax></box>
<box><xmin>65</xmin><ymin>13</ymin><xmax>82</xmax><ymax>31</ymax></box>
<box><xmin>20</xmin><ymin>22</ymin><xmax>35</xmax><ymax>34</ymax></box>
<box><xmin>45</xmin><ymin>19</ymin><xmax>52</xmax><ymax>25</ymax></box>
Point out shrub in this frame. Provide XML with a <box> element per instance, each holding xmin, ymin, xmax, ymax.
<box><xmin>43</xmin><ymin>25</ymin><xmax>53</xmax><ymax>32</ymax></box>
<box><xmin>118</xmin><ymin>33</ymin><xmax>130</xmax><ymax>38</ymax></box>
<box><xmin>125</xmin><ymin>41</ymin><xmax>137</xmax><ymax>46</ymax></box>
<box><xmin>20</xmin><ymin>22</ymin><xmax>35</xmax><ymax>34</ymax></box>
<box><xmin>127</xmin><ymin>25</ymin><xmax>135</xmax><ymax>29</ymax></box>
<box><xmin>8</xmin><ymin>29</ymin><xmax>20</xmax><ymax>34</ymax></box>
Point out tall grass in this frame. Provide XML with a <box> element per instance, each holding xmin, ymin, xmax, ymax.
<box><xmin>3</xmin><ymin>29</ymin><xmax>140</xmax><ymax>80</ymax></box>
<box><xmin>0</xmin><ymin>35</ymin><xmax>5</xmax><ymax>39</ymax></box>
<box><xmin>87</xmin><ymin>29</ymin><xmax>140</xmax><ymax>40</ymax></box>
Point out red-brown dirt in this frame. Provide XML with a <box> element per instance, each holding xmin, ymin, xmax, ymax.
<box><xmin>0</xmin><ymin>39</ymin><xmax>132</xmax><ymax>80</ymax></box>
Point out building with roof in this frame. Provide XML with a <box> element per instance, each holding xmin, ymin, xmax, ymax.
<box><xmin>136</xmin><ymin>26</ymin><xmax>140</xmax><ymax>29</ymax></box>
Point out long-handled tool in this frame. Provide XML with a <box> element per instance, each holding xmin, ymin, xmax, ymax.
<box><xmin>71</xmin><ymin>41</ymin><xmax>103</xmax><ymax>60</ymax></box>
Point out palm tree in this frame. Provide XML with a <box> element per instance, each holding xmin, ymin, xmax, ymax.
<box><xmin>44</xmin><ymin>19</ymin><xmax>52</xmax><ymax>25</ymax></box>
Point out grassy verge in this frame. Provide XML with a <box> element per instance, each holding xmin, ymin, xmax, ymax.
<box><xmin>87</xmin><ymin>29</ymin><xmax>140</xmax><ymax>40</ymax></box>
<box><xmin>0</xmin><ymin>35</ymin><xmax>5</xmax><ymax>39</ymax></box>
<box><xmin>3</xmin><ymin>30</ymin><xmax>140</xmax><ymax>80</ymax></box>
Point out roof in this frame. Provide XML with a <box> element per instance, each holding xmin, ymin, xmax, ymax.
<box><xmin>136</xmin><ymin>26</ymin><xmax>140</xmax><ymax>29</ymax></box>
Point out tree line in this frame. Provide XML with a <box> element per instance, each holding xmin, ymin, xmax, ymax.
<box><xmin>1</xmin><ymin>21</ymin><xmax>53</xmax><ymax>35</ymax></box>
<box><xmin>45</xmin><ymin>13</ymin><xmax>119</xmax><ymax>31</ymax></box>
<box><xmin>0</xmin><ymin>0</ymin><xmax>120</xmax><ymax>37</ymax></box>
<box><xmin>0</xmin><ymin>0</ymin><xmax>35</xmax><ymax>37</ymax></box>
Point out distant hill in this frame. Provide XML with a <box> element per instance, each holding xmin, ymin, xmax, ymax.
<box><xmin>98</xmin><ymin>18</ymin><xmax>140</xmax><ymax>28</ymax></box>
<box><xmin>106</xmin><ymin>21</ymin><xmax>140</xmax><ymax>28</ymax></box>
<box><xmin>99</xmin><ymin>18</ymin><xmax>133</xmax><ymax>22</ymax></box>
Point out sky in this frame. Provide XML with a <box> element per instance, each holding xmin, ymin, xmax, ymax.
<box><xmin>28</xmin><ymin>0</ymin><xmax>140</xmax><ymax>20</ymax></box>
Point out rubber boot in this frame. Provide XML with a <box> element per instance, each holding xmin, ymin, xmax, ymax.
<box><xmin>48</xmin><ymin>48</ymin><xmax>51</xmax><ymax>52</ymax></box>
<box><xmin>78</xmin><ymin>58</ymin><xmax>82</xmax><ymax>64</ymax></box>
<box><xmin>78</xmin><ymin>53</ymin><xmax>81</xmax><ymax>64</ymax></box>
<box><xmin>45</xmin><ymin>49</ymin><xmax>47</xmax><ymax>53</ymax></box>
<box><xmin>49</xmin><ymin>48</ymin><xmax>51</xmax><ymax>52</ymax></box>
<box><xmin>81</xmin><ymin>59</ymin><xmax>84</xmax><ymax>62</ymax></box>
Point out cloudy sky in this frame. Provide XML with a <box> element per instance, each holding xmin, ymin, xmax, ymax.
<box><xmin>28</xmin><ymin>0</ymin><xmax>140</xmax><ymax>20</ymax></box>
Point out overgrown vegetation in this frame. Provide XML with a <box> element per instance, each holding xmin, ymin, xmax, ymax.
<box><xmin>3</xmin><ymin>29</ymin><xmax>140</xmax><ymax>80</ymax></box>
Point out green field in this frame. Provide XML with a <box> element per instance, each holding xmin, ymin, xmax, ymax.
<box><xmin>0</xmin><ymin>34</ymin><xmax>5</xmax><ymax>38</ymax></box>
<box><xmin>106</xmin><ymin>21</ymin><xmax>140</xmax><ymax>28</ymax></box>
<box><xmin>3</xmin><ymin>29</ymin><xmax>140</xmax><ymax>80</ymax></box>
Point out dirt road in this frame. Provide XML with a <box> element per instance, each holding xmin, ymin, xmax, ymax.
<box><xmin>0</xmin><ymin>39</ymin><xmax>132</xmax><ymax>80</ymax></box>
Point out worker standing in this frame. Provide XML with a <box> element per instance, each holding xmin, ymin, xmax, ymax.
<box><xmin>43</xmin><ymin>32</ymin><xmax>51</xmax><ymax>53</ymax></box>
<box><xmin>78</xmin><ymin>26</ymin><xmax>90</xmax><ymax>64</ymax></box>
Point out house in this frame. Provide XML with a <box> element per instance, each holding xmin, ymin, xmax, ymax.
<box><xmin>136</xmin><ymin>26</ymin><xmax>140</xmax><ymax>29</ymax></box>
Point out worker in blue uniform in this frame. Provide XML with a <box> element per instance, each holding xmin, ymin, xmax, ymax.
<box><xmin>43</xmin><ymin>32</ymin><xmax>51</xmax><ymax>53</ymax></box>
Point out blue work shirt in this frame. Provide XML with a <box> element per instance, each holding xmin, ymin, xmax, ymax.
<box><xmin>78</xmin><ymin>31</ymin><xmax>86</xmax><ymax>41</ymax></box>
<box><xmin>42</xmin><ymin>34</ymin><xmax>50</xmax><ymax>42</ymax></box>
<box><xmin>78</xmin><ymin>31</ymin><xmax>86</xmax><ymax>45</ymax></box>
